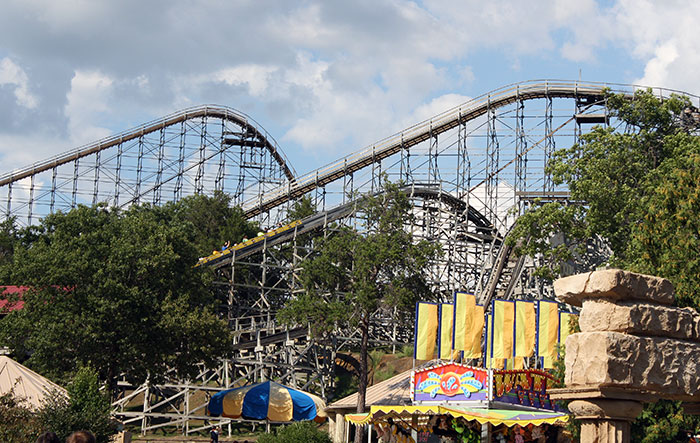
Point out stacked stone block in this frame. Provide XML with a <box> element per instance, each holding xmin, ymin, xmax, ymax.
<box><xmin>554</xmin><ymin>269</ymin><xmax>700</xmax><ymax>401</ymax></box>
<box><xmin>552</xmin><ymin>269</ymin><xmax>700</xmax><ymax>443</ymax></box>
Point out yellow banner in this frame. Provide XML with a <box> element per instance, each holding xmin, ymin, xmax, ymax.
<box><xmin>559</xmin><ymin>312</ymin><xmax>578</xmax><ymax>348</ymax></box>
<box><xmin>414</xmin><ymin>303</ymin><xmax>438</xmax><ymax>360</ymax></box>
<box><xmin>492</xmin><ymin>300</ymin><xmax>515</xmax><ymax>359</ymax></box>
<box><xmin>453</xmin><ymin>292</ymin><xmax>476</xmax><ymax>351</ymax></box>
<box><xmin>537</xmin><ymin>301</ymin><xmax>559</xmax><ymax>358</ymax></box>
<box><xmin>515</xmin><ymin>301</ymin><xmax>535</xmax><ymax>357</ymax></box>
<box><xmin>464</xmin><ymin>304</ymin><xmax>484</xmax><ymax>359</ymax></box>
<box><xmin>438</xmin><ymin>304</ymin><xmax>454</xmax><ymax>360</ymax></box>
<box><xmin>486</xmin><ymin>313</ymin><xmax>492</xmax><ymax>364</ymax></box>
<box><xmin>542</xmin><ymin>356</ymin><xmax>556</xmax><ymax>369</ymax></box>
<box><xmin>486</xmin><ymin>314</ymin><xmax>504</xmax><ymax>368</ymax></box>
<box><xmin>513</xmin><ymin>358</ymin><xmax>525</xmax><ymax>370</ymax></box>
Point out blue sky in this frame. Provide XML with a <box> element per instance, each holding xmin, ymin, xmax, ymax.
<box><xmin>0</xmin><ymin>0</ymin><xmax>698</xmax><ymax>176</ymax></box>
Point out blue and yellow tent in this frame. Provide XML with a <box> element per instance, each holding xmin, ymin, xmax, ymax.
<box><xmin>208</xmin><ymin>381</ymin><xmax>327</xmax><ymax>422</ymax></box>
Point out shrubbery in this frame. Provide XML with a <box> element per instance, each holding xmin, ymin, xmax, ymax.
<box><xmin>37</xmin><ymin>367</ymin><xmax>117</xmax><ymax>443</ymax></box>
<box><xmin>0</xmin><ymin>392</ymin><xmax>41</xmax><ymax>442</ymax></box>
<box><xmin>257</xmin><ymin>421</ymin><xmax>331</xmax><ymax>443</ymax></box>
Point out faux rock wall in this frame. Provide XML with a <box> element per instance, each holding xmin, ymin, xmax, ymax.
<box><xmin>554</xmin><ymin>269</ymin><xmax>700</xmax><ymax>401</ymax></box>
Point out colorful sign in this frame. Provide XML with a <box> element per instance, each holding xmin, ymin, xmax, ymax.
<box><xmin>492</xmin><ymin>369</ymin><xmax>560</xmax><ymax>411</ymax></box>
<box><xmin>412</xmin><ymin>363</ymin><xmax>488</xmax><ymax>403</ymax></box>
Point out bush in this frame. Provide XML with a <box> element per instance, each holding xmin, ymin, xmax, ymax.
<box><xmin>0</xmin><ymin>392</ymin><xmax>41</xmax><ymax>442</ymax></box>
<box><xmin>257</xmin><ymin>421</ymin><xmax>331</xmax><ymax>443</ymax></box>
<box><xmin>398</xmin><ymin>344</ymin><xmax>414</xmax><ymax>358</ymax></box>
<box><xmin>333</xmin><ymin>372</ymin><xmax>358</xmax><ymax>400</ymax></box>
<box><xmin>37</xmin><ymin>367</ymin><xmax>116</xmax><ymax>442</ymax></box>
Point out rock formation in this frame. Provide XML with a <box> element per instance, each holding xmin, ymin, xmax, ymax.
<box><xmin>551</xmin><ymin>269</ymin><xmax>700</xmax><ymax>443</ymax></box>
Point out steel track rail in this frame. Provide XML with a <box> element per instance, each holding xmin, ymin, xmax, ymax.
<box><xmin>0</xmin><ymin>105</ymin><xmax>296</xmax><ymax>187</ymax></box>
<box><xmin>240</xmin><ymin>80</ymin><xmax>643</xmax><ymax>218</ymax></box>
<box><xmin>201</xmin><ymin>185</ymin><xmax>496</xmax><ymax>270</ymax></box>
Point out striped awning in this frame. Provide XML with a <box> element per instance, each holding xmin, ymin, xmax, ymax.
<box><xmin>345</xmin><ymin>405</ymin><xmax>568</xmax><ymax>428</ymax></box>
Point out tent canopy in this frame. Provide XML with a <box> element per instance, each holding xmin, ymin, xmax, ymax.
<box><xmin>208</xmin><ymin>381</ymin><xmax>327</xmax><ymax>422</ymax></box>
<box><xmin>0</xmin><ymin>356</ymin><xmax>66</xmax><ymax>410</ymax></box>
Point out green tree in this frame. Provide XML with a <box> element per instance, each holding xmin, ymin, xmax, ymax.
<box><xmin>0</xmin><ymin>203</ymin><xmax>232</xmax><ymax>393</ymax></box>
<box><xmin>279</xmin><ymin>179</ymin><xmax>439</xmax><ymax>443</ymax></box>
<box><xmin>627</xmin><ymin>147</ymin><xmax>700</xmax><ymax>307</ymax></box>
<box><xmin>168</xmin><ymin>191</ymin><xmax>259</xmax><ymax>256</ymax></box>
<box><xmin>0</xmin><ymin>391</ymin><xmax>41</xmax><ymax>442</ymax></box>
<box><xmin>286</xmin><ymin>196</ymin><xmax>316</xmax><ymax>222</ymax></box>
<box><xmin>0</xmin><ymin>217</ymin><xmax>19</xmax><ymax>281</ymax></box>
<box><xmin>38</xmin><ymin>367</ymin><xmax>116</xmax><ymax>442</ymax></box>
<box><xmin>509</xmin><ymin>89</ymin><xmax>697</xmax><ymax>273</ymax></box>
<box><xmin>509</xmin><ymin>89</ymin><xmax>700</xmax><ymax>440</ymax></box>
<box><xmin>631</xmin><ymin>400</ymin><xmax>696</xmax><ymax>443</ymax></box>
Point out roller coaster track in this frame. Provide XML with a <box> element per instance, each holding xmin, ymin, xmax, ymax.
<box><xmin>240</xmin><ymin>80</ymin><xmax>623</xmax><ymax>218</ymax></box>
<box><xmin>199</xmin><ymin>185</ymin><xmax>496</xmax><ymax>269</ymax></box>
<box><xmin>0</xmin><ymin>105</ymin><xmax>296</xmax><ymax>188</ymax></box>
<box><xmin>101</xmin><ymin>80</ymin><xmax>700</xmax><ymax>435</ymax></box>
<box><xmin>477</xmin><ymin>224</ymin><xmax>517</xmax><ymax>308</ymax></box>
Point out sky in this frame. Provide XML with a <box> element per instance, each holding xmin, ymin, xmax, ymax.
<box><xmin>1</xmin><ymin>0</ymin><xmax>699</xmax><ymax>176</ymax></box>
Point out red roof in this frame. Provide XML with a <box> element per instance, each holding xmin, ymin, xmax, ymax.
<box><xmin>0</xmin><ymin>286</ymin><xmax>28</xmax><ymax>312</ymax></box>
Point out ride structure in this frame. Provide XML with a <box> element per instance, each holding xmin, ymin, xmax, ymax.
<box><xmin>2</xmin><ymin>80</ymin><xmax>698</xmax><ymax>435</ymax></box>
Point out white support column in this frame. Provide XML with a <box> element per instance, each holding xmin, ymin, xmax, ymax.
<box><xmin>329</xmin><ymin>413</ymin><xmax>337</xmax><ymax>442</ymax></box>
<box><xmin>334</xmin><ymin>413</ymin><xmax>346</xmax><ymax>443</ymax></box>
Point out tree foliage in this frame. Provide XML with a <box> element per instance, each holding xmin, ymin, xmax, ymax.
<box><xmin>0</xmin><ymin>194</ymin><xmax>245</xmax><ymax>392</ymax></box>
<box><xmin>279</xmin><ymin>179</ymin><xmax>440</xmax><ymax>432</ymax></box>
<box><xmin>631</xmin><ymin>400</ymin><xmax>697</xmax><ymax>443</ymax></box>
<box><xmin>286</xmin><ymin>196</ymin><xmax>316</xmax><ymax>222</ymax></box>
<box><xmin>167</xmin><ymin>190</ymin><xmax>259</xmax><ymax>256</ymax></box>
<box><xmin>509</xmin><ymin>89</ymin><xmax>700</xmax><ymax>440</ymax></box>
<box><xmin>0</xmin><ymin>217</ymin><xmax>19</xmax><ymax>280</ymax></box>
<box><xmin>627</xmin><ymin>146</ymin><xmax>700</xmax><ymax>307</ymax></box>
<box><xmin>0</xmin><ymin>391</ymin><xmax>41</xmax><ymax>442</ymax></box>
<box><xmin>509</xmin><ymin>89</ymin><xmax>699</xmax><ymax>284</ymax></box>
<box><xmin>38</xmin><ymin>367</ymin><xmax>116</xmax><ymax>442</ymax></box>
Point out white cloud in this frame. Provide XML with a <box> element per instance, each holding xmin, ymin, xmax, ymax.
<box><xmin>0</xmin><ymin>57</ymin><xmax>38</xmax><ymax>109</ymax></box>
<box><xmin>212</xmin><ymin>65</ymin><xmax>278</xmax><ymax>97</ymax></box>
<box><xmin>422</xmin><ymin>0</ymin><xmax>557</xmax><ymax>54</ymax></box>
<box><xmin>64</xmin><ymin>70</ymin><xmax>114</xmax><ymax>144</ymax></box>
<box><xmin>611</xmin><ymin>0</ymin><xmax>700</xmax><ymax>95</ymax></box>
<box><xmin>280</xmin><ymin>55</ymin><xmax>386</xmax><ymax>150</ymax></box>
<box><xmin>2</xmin><ymin>0</ymin><xmax>700</xmax><ymax>177</ymax></box>
<box><xmin>19</xmin><ymin>0</ymin><xmax>111</xmax><ymax>31</ymax></box>
<box><xmin>639</xmin><ymin>41</ymin><xmax>680</xmax><ymax>87</ymax></box>
<box><xmin>0</xmin><ymin>132</ymin><xmax>68</xmax><ymax>173</ymax></box>
<box><xmin>402</xmin><ymin>94</ymin><xmax>473</xmax><ymax>129</ymax></box>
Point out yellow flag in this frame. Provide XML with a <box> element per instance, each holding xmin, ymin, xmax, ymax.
<box><xmin>559</xmin><ymin>312</ymin><xmax>578</xmax><ymax>348</ymax></box>
<box><xmin>515</xmin><ymin>301</ymin><xmax>535</xmax><ymax>357</ymax></box>
<box><xmin>485</xmin><ymin>313</ymin><xmax>504</xmax><ymax>368</ymax></box>
<box><xmin>538</xmin><ymin>301</ymin><xmax>559</xmax><ymax>358</ymax></box>
<box><xmin>486</xmin><ymin>313</ymin><xmax>492</xmax><ymax>364</ymax></box>
<box><xmin>414</xmin><ymin>302</ymin><xmax>438</xmax><ymax>360</ymax></box>
<box><xmin>542</xmin><ymin>356</ymin><xmax>556</xmax><ymax>369</ymax></box>
<box><xmin>513</xmin><ymin>358</ymin><xmax>525</xmax><ymax>370</ymax></box>
<box><xmin>453</xmin><ymin>292</ymin><xmax>476</xmax><ymax>351</ymax></box>
<box><xmin>492</xmin><ymin>300</ymin><xmax>514</xmax><ymax>358</ymax></box>
<box><xmin>464</xmin><ymin>304</ymin><xmax>484</xmax><ymax>359</ymax></box>
<box><xmin>438</xmin><ymin>304</ymin><xmax>454</xmax><ymax>360</ymax></box>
